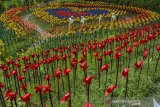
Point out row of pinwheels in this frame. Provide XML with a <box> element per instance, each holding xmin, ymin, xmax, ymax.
<box><xmin>0</xmin><ymin>7</ymin><xmax>37</xmax><ymax>37</ymax></box>
<box><xmin>33</xmin><ymin>2</ymin><xmax>159</xmax><ymax>36</ymax></box>
<box><xmin>0</xmin><ymin>21</ymin><xmax>159</xmax><ymax>106</ymax></box>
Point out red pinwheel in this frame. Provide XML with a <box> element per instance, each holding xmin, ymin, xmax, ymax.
<box><xmin>126</xmin><ymin>46</ymin><xmax>133</xmax><ymax>54</ymax></box>
<box><xmin>143</xmin><ymin>48</ymin><xmax>149</xmax><ymax>59</ymax></box>
<box><xmin>115</xmin><ymin>45</ymin><xmax>121</xmax><ymax>51</ymax></box>
<box><xmin>80</xmin><ymin>61</ymin><xmax>88</xmax><ymax>70</ymax></box>
<box><xmin>0</xmin><ymin>82</ymin><xmax>4</xmax><ymax>88</ymax></box>
<box><xmin>64</xmin><ymin>69</ymin><xmax>71</xmax><ymax>76</ymax></box>
<box><xmin>42</xmin><ymin>84</ymin><xmax>52</xmax><ymax>94</ymax></box>
<box><xmin>135</xmin><ymin>61</ymin><xmax>143</xmax><ymax>69</ymax></box>
<box><xmin>18</xmin><ymin>75</ymin><xmax>25</xmax><ymax>82</ymax></box>
<box><xmin>84</xmin><ymin>102</ymin><xmax>93</xmax><ymax>107</ymax></box>
<box><xmin>60</xmin><ymin>92</ymin><xmax>71</xmax><ymax>103</ymax></box>
<box><xmin>133</xmin><ymin>42</ymin><xmax>138</xmax><ymax>48</ymax></box>
<box><xmin>157</xmin><ymin>44</ymin><xmax>160</xmax><ymax>52</ymax></box>
<box><xmin>105</xmin><ymin>85</ymin><xmax>116</xmax><ymax>96</ymax></box>
<box><xmin>22</xmin><ymin>68</ymin><xmax>26</xmax><ymax>73</ymax></box>
<box><xmin>20</xmin><ymin>93</ymin><xmax>32</xmax><ymax>102</ymax></box>
<box><xmin>10</xmin><ymin>70</ymin><xmax>17</xmax><ymax>76</ymax></box>
<box><xmin>22</xmin><ymin>84</ymin><xmax>27</xmax><ymax>91</ymax></box>
<box><xmin>79</xmin><ymin>57</ymin><xmax>85</xmax><ymax>63</ymax></box>
<box><xmin>6</xmin><ymin>90</ymin><xmax>17</xmax><ymax>101</ymax></box>
<box><xmin>101</xmin><ymin>64</ymin><xmax>109</xmax><ymax>72</ymax></box>
<box><xmin>54</xmin><ymin>70</ymin><xmax>62</xmax><ymax>79</ymax></box>
<box><xmin>122</xmin><ymin>68</ymin><xmax>129</xmax><ymax>79</ymax></box>
<box><xmin>45</xmin><ymin>74</ymin><xmax>51</xmax><ymax>81</ymax></box>
<box><xmin>114</xmin><ymin>51</ymin><xmax>122</xmax><ymax>59</ymax></box>
<box><xmin>2</xmin><ymin>66</ymin><xmax>8</xmax><ymax>72</ymax></box>
<box><xmin>93</xmin><ymin>52</ymin><xmax>99</xmax><ymax>57</ymax></box>
<box><xmin>84</xmin><ymin>76</ymin><xmax>94</xmax><ymax>85</ymax></box>
<box><xmin>35</xmin><ymin>85</ymin><xmax>42</xmax><ymax>94</ymax></box>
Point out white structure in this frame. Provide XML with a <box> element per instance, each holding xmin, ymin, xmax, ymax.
<box><xmin>153</xmin><ymin>97</ymin><xmax>160</xmax><ymax>107</ymax></box>
<box><xmin>99</xmin><ymin>14</ymin><xmax>102</xmax><ymax>24</ymax></box>
<box><xmin>68</xmin><ymin>16</ymin><xmax>74</xmax><ymax>30</ymax></box>
<box><xmin>111</xmin><ymin>13</ymin><xmax>117</xmax><ymax>21</ymax></box>
<box><xmin>80</xmin><ymin>16</ymin><xmax>85</xmax><ymax>25</ymax></box>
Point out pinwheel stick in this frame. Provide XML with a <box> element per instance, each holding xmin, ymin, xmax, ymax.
<box><xmin>155</xmin><ymin>53</ymin><xmax>160</xmax><ymax>73</ymax></box>
<box><xmin>125</xmin><ymin>74</ymin><xmax>129</xmax><ymax>98</ymax></box>
<box><xmin>39</xmin><ymin>92</ymin><xmax>43</xmax><ymax>107</ymax></box>
<box><xmin>0</xmin><ymin>88</ymin><xmax>6</xmax><ymax>107</ymax></box>
<box><xmin>67</xmin><ymin>74</ymin><xmax>71</xmax><ymax>107</ymax></box>
<box><xmin>87</xmin><ymin>84</ymin><xmax>90</xmax><ymax>102</ymax></box>
<box><xmin>115</xmin><ymin>58</ymin><xmax>120</xmax><ymax>86</ymax></box>
<box><xmin>136</xmin><ymin>68</ymin><xmax>142</xmax><ymax>94</ymax></box>
<box><xmin>14</xmin><ymin>99</ymin><xmax>18</xmax><ymax>107</ymax></box>
<box><xmin>57</xmin><ymin>78</ymin><xmax>60</xmax><ymax>101</ymax></box>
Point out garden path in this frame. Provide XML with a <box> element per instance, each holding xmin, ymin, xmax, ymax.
<box><xmin>23</xmin><ymin>14</ymin><xmax>54</xmax><ymax>49</ymax></box>
<box><xmin>24</xmin><ymin>14</ymin><xmax>53</xmax><ymax>38</ymax></box>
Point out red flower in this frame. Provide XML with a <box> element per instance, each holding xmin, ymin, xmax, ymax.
<box><xmin>114</xmin><ymin>51</ymin><xmax>122</xmax><ymax>59</ymax></box>
<box><xmin>143</xmin><ymin>48</ymin><xmax>149</xmax><ymax>59</ymax></box>
<box><xmin>101</xmin><ymin>64</ymin><xmax>109</xmax><ymax>72</ymax></box>
<box><xmin>84</xmin><ymin>76</ymin><xmax>94</xmax><ymax>85</ymax></box>
<box><xmin>80</xmin><ymin>61</ymin><xmax>88</xmax><ymax>70</ymax></box>
<box><xmin>18</xmin><ymin>75</ymin><xmax>25</xmax><ymax>82</ymax></box>
<box><xmin>20</xmin><ymin>93</ymin><xmax>32</xmax><ymax>102</ymax></box>
<box><xmin>105</xmin><ymin>85</ymin><xmax>116</xmax><ymax>96</ymax></box>
<box><xmin>35</xmin><ymin>85</ymin><xmax>42</xmax><ymax>94</ymax></box>
<box><xmin>6</xmin><ymin>90</ymin><xmax>17</xmax><ymax>101</ymax></box>
<box><xmin>84</xmin><ymin>102</ymin><xmax>93</xmax><ymax>107</ymax></box>
<box><xmin>156</xmin><ymin>44</ymin><xmax>160</xmax><ymax>52</ymax></box>
<box><xmin>60</xmin><ymin>92</ymin><xmax>71</xmax><ymax>103</ymax></box>
<box><xmin>45</xmin><ymin>74</ymin><xmax>51</xmax><ymax>81</ymax></box>
<box><xmin>135</xmin><ymin>61</ymin><xmax>143</xmax><ymax>69</ymax></box>
<box><xmin>64</xmin><ymin>69</ymin><xmax>71</xmax><ymax>76</ymax></box>
<box><xmin>122</xmin><ymin>68</ymin><xmax>129</xmax><ymax>79</ymax></box>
